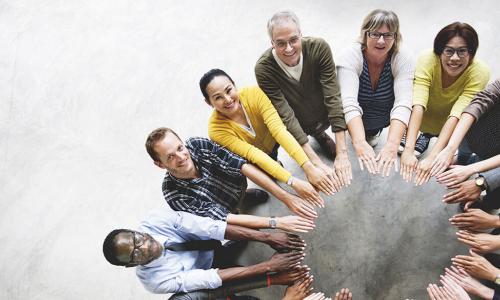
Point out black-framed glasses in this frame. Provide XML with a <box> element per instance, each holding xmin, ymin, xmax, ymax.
<box><xmin>367</xmin><ymin>31</ymin><xmax>396</xmax><ymax>40</ymax></box>
<box><xmin>129</xmin><ymin>232</ymin><xmax>145</xmax><ymax>264</ymax></box>
<box><xmin>442</xmin><ymin>46</ymin><xmax>470</xmax><ymax>58</ymax></box>
<box><xmin>273</xmin><ymin>35</ymin><xmax>301</xmax><ymax>49</ymax></box>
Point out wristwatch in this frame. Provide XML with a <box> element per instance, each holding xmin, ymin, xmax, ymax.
<box><xmin>495</xmin><ymin>274</ymin><xmax>500</xmax><ymax>285</ymax></box>
<box><xmin>474</xmin><ymin>174</ymin><xmax>487</xmax><ymax>191</ymax></box>
<box><xmin>286</xmin><ymin>176</ymin><xmax>294</xmax><ymax>187</ymax></box>
<box><xmin>269</xmin><ymin>216</ymin><xmax>277</xmax><ymax>229</ymax></box>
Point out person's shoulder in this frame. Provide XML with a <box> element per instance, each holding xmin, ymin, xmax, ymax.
<box><xmin>467</xmin><ymin>57</ymin><xmax>490</xmax><ymax>74</ymax></box>
<box><xmin>140</xmin><ymin>206</ymin><xmax>178</xmax><ymax>228</ymax></box>
<box><xmin>416</xmin><ymin>49</ymin><xmax>438</xmax><ymax>65</ymax></box>
<box><xmin>255</xmin><ymin>48</ymin><xmax>275</xmax><ymax>69</ymax></box>
<box><xmin>186</xmin><ymin>137</ymin><xmax>215</xmax><ymax>152</ymax></box>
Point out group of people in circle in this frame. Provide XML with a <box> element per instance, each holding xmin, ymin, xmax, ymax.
<box><xmin>102</xmin><ymin>8</ymin><xmax>500</xmax><ymax>300</ymax></box>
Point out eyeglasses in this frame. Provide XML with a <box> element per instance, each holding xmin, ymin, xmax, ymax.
<box><xmin>442</xmin><ymin>46</ymin><xmax>470</xmax><ymax>58</ymax></box>
<box><xmin>273</xmin><ymin>35</ymin><xmax>301</xmax><ymax>49</ymax></box>
<box><xmin>129</xmin><ymin>232</ymin><xmax>145</xmax><ymax>264</ymax></box>
<box><xmin>367</xmin><ymin>31</ymin><xmax>396</xmax><ymax>40</ymax></box>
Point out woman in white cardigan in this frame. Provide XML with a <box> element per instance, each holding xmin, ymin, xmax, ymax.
<box><xmin>337</xmin><ymin>9</ymin><xmax>414</xmax><ymax>176</ymax></box>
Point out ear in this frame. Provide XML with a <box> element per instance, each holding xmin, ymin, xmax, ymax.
<box><xmin>154</xmin><ymin>161</ymin><xmax>166</xmax><ymax>169</ymax></box>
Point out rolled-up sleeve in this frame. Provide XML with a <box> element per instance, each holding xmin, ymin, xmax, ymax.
<box><xmin>153</xmin><ymin>269</ymin><xmax>222</xmax><ymax>294</ymax></box>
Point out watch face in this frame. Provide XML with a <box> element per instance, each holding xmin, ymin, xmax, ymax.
<box><xmin>476</xmin><ymin>177</ymin><xmax>485</xmax><ymax>188</ymax></box>
<box><xmin>495</xmin><ymin>276</ymin><xmax>500</xmax><ymax>285</ymax></box>
<box><xmin>270</xmin><ymin>219</ymin><xmax>277</xmax><ymax>228</ymax></box>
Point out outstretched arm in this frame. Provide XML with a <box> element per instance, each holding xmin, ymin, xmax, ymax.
<box><xmin>241</xmin><ymin>163</ymin><xmax>318</xmax><ymax>219</ymax></box>
<box><xmin>226</xmin><ymin>214</ymin><xmax>315</xmax><ymax>233</ymax></box>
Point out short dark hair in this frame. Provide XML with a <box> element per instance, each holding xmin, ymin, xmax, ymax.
<box><xmin>102</xmin><ymin>229</ymin><xmax>134</xmax><ymax>266</ymax></box>
<box><xmin>199</xmin><ymin>69</ymin><xmax>235</xmax><ymax>100</ymax></box>
<box><xmin>433</xmin><ymin>22</ymin><xmax>479</xmax><ymax>59</ymax></box>
<box><xmin>145</xmin><ymin>127</ymin><xmax>181</xmax><ymax>162</ymax></box>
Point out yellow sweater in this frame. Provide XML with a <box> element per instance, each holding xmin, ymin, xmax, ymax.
<box><xmin>208</xmin><ymin>86</ymin><xmax>309</xmax><ymax>183</ymax></box>
<box><xmin>413</xmin><ymin>50</ymin><xmax>490</xmax><ymax>135</ymax></box>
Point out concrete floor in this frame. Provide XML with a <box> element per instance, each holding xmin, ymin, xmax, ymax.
<box><xmin>1</xmin><ymin>1</ymin><xmax>499</xmax><ymax>299</ymax></box>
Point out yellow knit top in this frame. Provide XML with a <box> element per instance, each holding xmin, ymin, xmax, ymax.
<box><xmin>208</xmin><ymin>86</ymin><xmax>309</xmax><ymax>183</ymax></box>
<box><xmin>413</xmin><ymin>50</ymin><xmax>490</xmax><ymax>135</ymax></box>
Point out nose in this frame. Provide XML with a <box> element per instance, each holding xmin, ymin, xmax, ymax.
<box><xmin>285</xmin><ymin>42</ymin><xmax>293</xmax><ymax>52</ymax></box>
<box><xmin>377</xmin><ymin>35</ymin><xmax>385</xmax><ymax>43</ymax></box>
<box><xmin>450</xmin><ymin>52</ymin><xmax>460</xmax><ymax>60</ymax></box>
<box><xmin>224</xmin><ymin>94</ymin><xmax>232</xmax><ymax>103</ymax></box>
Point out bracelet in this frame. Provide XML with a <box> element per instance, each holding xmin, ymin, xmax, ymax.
<box><xmin>266</xmin><ymin>274</ymin><xmax>271</xmax><ymax>287</ymax></box>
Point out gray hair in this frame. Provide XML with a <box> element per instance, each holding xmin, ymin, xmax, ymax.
<box><xmin>358</xmin><ymin>9</ymin><xmax>402</xmax><ymax>53</ymax></box>
<box><xmin>267</xmin><ymin>10</ymin><xmax>301</xmax><ymax>40</ymax></box>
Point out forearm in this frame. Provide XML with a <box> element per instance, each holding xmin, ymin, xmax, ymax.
<box><xmin>240</xmin><ymin>163</ymin><xmax>292</xmax><ymax>204</ymax></box>
<box><xmin>472</xmin><ymin>155</ymin><xmax>500</xmax><ymax>174</ymax></box>
<box><xmin>334</xmin><ymin>130</ymin><xmax>348</xmax><ymax>155</ymax></box>
<box><xmin>301</xmin><ymin>143</ymin><xmax>323</xmax><ymax>165</ymax></box>
<box><xmin>226</xmin><ymin>214</ymin><xmax>270</xmax><ymax>229</ymax></box>
<box><xmin>404</xmin><ymin>105</ymin><xmax>424</xmax><ymax>150</ymax></box>
<box><xmin>218</xmin><ymin>263</ymin><xmax>269</xmax><ymax>283</ymax></box>
<box><xmin>445</xmin><ymin>113</ymin><xmax>475</xmax><ymax>152</ymax></box>
<box><xmin>224</xmin><ymin>224</ymin><xmax>270</xmax><ymax>244</ymax></box>
<box><xmin>427</xmin><ymin>117</ymin><xmax>459</xmax><ymax>158</ymax></box>
<box><xmin>385</xmin><ymin>119</ymin><xmax>406</xmax><ymax>148</ymax></box>
<box><xmin>346</xmin><ymin>116</ymin><xmax>366</xmax><ymax>145</ymax></box>
<box><xmin>209</xmin><ymin>276</ymin><xmax>268</xmax><ymax>298</ymax></box>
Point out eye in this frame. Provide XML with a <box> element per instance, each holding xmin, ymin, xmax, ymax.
<box><xmin>177</xmin><ymin>145</ymin><xmax>184</xmax><ymax>151</ymax></box>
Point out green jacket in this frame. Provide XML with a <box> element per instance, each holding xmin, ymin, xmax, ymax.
<box><xmin>255</xmin><ymin>37</ymin><xmax>346</xmax><ymax>145</ymax></box>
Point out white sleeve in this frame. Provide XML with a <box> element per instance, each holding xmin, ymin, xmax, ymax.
<box><xmin>336</xmin><ymin>44</ymin><xmax>364</xmax><ymax>124</ymax></box>
<box><xmin>390</xmin><ymin>48</ymin><xmax>415</xmax><ymax>126</ymax></box>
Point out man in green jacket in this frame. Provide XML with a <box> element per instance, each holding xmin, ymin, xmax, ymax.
<box><xmin>255</xmin><ymin>10</ymin><xmax>352</xmax><ymax>188</ymax></box>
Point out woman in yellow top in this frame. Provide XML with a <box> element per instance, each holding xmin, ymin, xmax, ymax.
<box><xmin>201</xmin><ymin>69</ymin><xmax>336</xmax><ymax>215</ymax></box>
<box><xmin>399</xmin><ymin>22</ymin><xmax>490</xmax><ymax>185</ymax></box>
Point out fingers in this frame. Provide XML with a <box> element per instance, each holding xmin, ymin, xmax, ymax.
<box><xmin>290</xmin><ymin>217</ymin><xmax>316</xmax><ymax>232</ymax></box>
<box><xmin>443</xmin><ymin>188</ymin><xmax>462</xmax><ymax>204</ymax></box>
<box><xmin>305</xmin><ymin>292</ymin><xmax>327</xmax><ymax>300</ymax></box>
<box><xmin>415</xmin><ymin>168</ymin><xmax>432</xmax><ymax>186</ymax></box>
<box><xmin>334</xmin><ymin>288</ymin><xmax>352</xmax><ymax>300</ymax></box>
<box><xmin>296</xmin><ymin>201</ymin><xmax>318</xmax><ymax>220</ymax></box>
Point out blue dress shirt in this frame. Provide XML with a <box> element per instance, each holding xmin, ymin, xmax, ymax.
<box><xmin>135</xmin><ymin>207</ymin><xmax>227</xmax><ymax>294</ymax></box>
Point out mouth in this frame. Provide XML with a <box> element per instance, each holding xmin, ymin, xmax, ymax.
<box><xmin>283</xmin><ymin>51</ymin><xmax>296</xmax><ymax>57</ymax></box>
<box><xmin>447</xmin><ymin>63</ymin><xmax>463</xmax><ymax>70</ymax></box>
<box><xmin>224</xmin><ymin>101</ymin><xmax>235</xmax><ymax>109</ymax></box>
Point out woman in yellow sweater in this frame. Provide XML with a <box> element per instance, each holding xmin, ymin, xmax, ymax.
<box><xmin>200</xmin><ymin>69</ymin><xmax>336</xmax><ymax>215</ymax></box>
<box><xmin>399</xmin><ymin>22</ymin><xmax>489</xmax><ymax>185</ymax></box>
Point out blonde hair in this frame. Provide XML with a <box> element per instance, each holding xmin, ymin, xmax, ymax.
<box><xmin>358</xmin><ymin>9</ymin><xmax>401</xmax><ymax>53</ymax></box>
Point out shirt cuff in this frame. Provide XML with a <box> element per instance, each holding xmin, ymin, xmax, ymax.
<box><xmin>345</xmin><ymin>110</ymin><xmax>361</xmax><ymax>124</ymax></box>
<box><xmin>390</xmin><ymin>106</ymin><xmax>412</xmax><ymax>126</ymax></box>
<box><xmin>212</xmin><ymin>220</ymin><xmax>227</xmax><ymax>240</ymax></box>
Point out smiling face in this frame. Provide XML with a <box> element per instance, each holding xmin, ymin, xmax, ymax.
<box><xmin>365</xmin><ymin>24</ymin><xmax>395</xmax><ymax>60</ymax></box>
<box><xmin>205</xmin><ymin>75</ymin><xmax>241</xmax><ymax>118</ymax></box>
<box><xmin>271</xmin><ymin>20</ymin><xmax>302</xmax><ymax>67</ymax></box>
<box><xmin>114</xmin><ymin>231</ymin><xmax>162</xmax><ymax>267</ymax></box>
<box><xmin>153</xmin><ymin>132</ymin><xmax>196</xmax><ymax>179</ymax></box>
<box><xmin>440</xmin><ymin>35</ymin><xmax>470</xmax><ymax>80</ymax></box>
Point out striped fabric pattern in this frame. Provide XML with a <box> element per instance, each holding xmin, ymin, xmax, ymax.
<box><xmin>358</xmin><ymin>56</ymin><xmax>395</xmax><ymax>131</ymax></box>
<box><xmin>162</xmin><ymin>137</ymin><xmax>247</xmax><ymax>221</ymax></box>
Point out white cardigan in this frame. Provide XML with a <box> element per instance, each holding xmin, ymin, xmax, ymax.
<box><xmin>336</xmin><ymin>43</ymin><xmax>415</xmax><ymax>126</ymax></box>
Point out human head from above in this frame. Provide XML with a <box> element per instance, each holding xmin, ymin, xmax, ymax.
<box><xmin>359</xmin><ymin>9</ymin><xmax>401</xmax><ymax>58</ymax></box>
<box><xmin>103</xmin><ymin>229</ymin><xmax>163</xmax><ymax>267</ymax></box>
<box><xmin>267</xmin><ymin>10</ymin><xmax>302</xmax><ymax>67</ymax></box>
<box><xmin>145</xmin><ymin>127</ymin><xmax>196</xmax><ymax>179</ymax></box>
<box><xmin>433</xmin><ymin>21</ymin><xmax>478</xmax><ymax>80</ymax></box>
<box><xmin>200</xmin><ymin>68</ymin><xmax>241</xmax><ymax>118</ymax></box>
